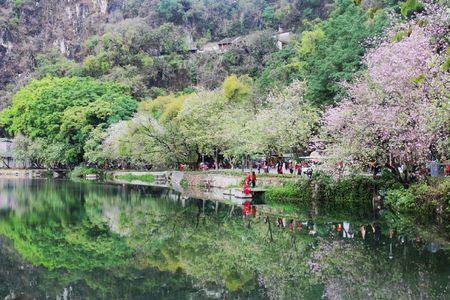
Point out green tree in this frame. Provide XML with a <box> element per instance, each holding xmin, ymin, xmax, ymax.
<box><xmin>295</xmin><ymin>0</ymin><xmax>388</xmax><ymax>105</ymax></box>
<box><xmin>222</xmin><ymin>75</ymin><xmax>253</xmax><ymax>103</ymax></box>
<box><xmin>0</xmin><ymin>77</ymin><xmax>138</xmax><ymax>166</ymax></box>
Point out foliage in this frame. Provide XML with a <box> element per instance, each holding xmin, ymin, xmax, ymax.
<box><xmin>386</xmin><ymin>179</ymin><xmax>450</xmax><ymax>223</ymax></box>
<box><xmin>253</xmin><ymin>81</ymin><xmax>321</xmax><ymax>156</ymax></box>
<box><xmin>35</xmin><ymin>52</ymin><xmax>83</xmax><ymax>78</ymax></box>
<box><xmin>265</xmin><ymin>174</ymin><xmax>375</xmax><ymax>217</ymax></box>
<box><xmin>11</xmin><ymin>134</ymin><xmax>69</xmax><ymax>168</ymax></box>
<box><xmin>115</xmin><ymin>173</ymin><xmax>155</xmax><ymax>183</ymax></box>
<box><xmin>265</xmin><ymin>180</ymin><xmax>312</xmax><ymax>207</ymax></box>
<box><xmin>222</xmin><ymin>75</ymin><xmax>252</xmax><ymax>103</ymax></box>
<box><xmin>323</xmin><ymin>4</ymin><xmax>450</xmax><ymax>182</ymax></box>
<box><xmin>315</xmin><ymin>174</ymin><xmax>374</xmax><ymax>217</ymax></box>
<box><xmin>70</xmin><ymin>164</ymin><xmax>101</xmax><ymax>178</ymax></box>
<box><xmin>295</xmin><ymin>0</ymin><xmax>388</xmax><ymax>105</ymax></box>
<box><xmin>256</xmin><ymin>47</ymin><xmax>298</xmax><ymax>95</ymax></box>
<box><xmin>0</xmin><ymin>77</ymin><xmax>138</xmax><ymax>166</ymax></box>
<box><xmin>400</xmin><ymin>0</ymin><xmax>424</xmax><ymax>17</ymax></box>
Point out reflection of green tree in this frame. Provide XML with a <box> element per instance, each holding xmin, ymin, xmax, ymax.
<box><xmin>0</xmin><ymin>215</ymin><xmax>132</xmax><ymax>270</ymax></box>
<box><xmin>107</xmin><ymin>195</ymin><xmax>321</xmax><ymax>298</ymax></box>
<box><xmin>0</xmin><ymin>180</ymin><xmax>133</xmax><ymax>271</ymax></box>
<box><xmin>1</xmin><ymin>180</ymin><xmax>448</xmax><ymax>299</ymax></box>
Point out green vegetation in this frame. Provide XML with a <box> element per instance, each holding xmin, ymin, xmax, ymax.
<box><xmin>297</xmin><ymin>0</ymin><xmax>388</xmax><ymax>105</ymax></box>
<box><xmin>0</xmin><ymin>77</ymin><xmax>137</xmax><ymax>167</ymax></box>
<box><xmin>0</xmin><ymin>0</ymin><xmax>447</xmax><ymax>223</ymax></box>
<box><xmin>70</xmin><ymin>164</ymin><xmax>102</xmax><ymax>179</ymax></box>
<box><xmin>386</xmin><ymin>179</ymin><xmax>450</xmax><ymax>225</ymax></box>
<box><xmin>265</xmin><ymin>180</ymin><xmax>312</xmax><ymax>206</ymax></box>
<box><xmin>115</xmin><ymin>173</ymin><xmax>156</xmax><ymax>183</ymax></box>
<box><xmin>265</xmin><ymin>175</ymin><xmax>374</xmax><ymax>217</ymax></box>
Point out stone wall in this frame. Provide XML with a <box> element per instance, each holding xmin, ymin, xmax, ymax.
<box><xmin>0</xmin><ymin>169</ymin><xmax>47</xmax><ymax>178</ymax></box>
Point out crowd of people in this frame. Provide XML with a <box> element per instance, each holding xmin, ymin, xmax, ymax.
<box><xmin>191</xmin><ymin>157</ymin><xmax>319</xmax><ymax>177</ymax></box>
<box><xmin>251</xmin><ymin>159</ymin><xmax>317</xmax><ymax>177</ymax></box>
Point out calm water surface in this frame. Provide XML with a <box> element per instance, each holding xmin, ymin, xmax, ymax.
<box><xmin>0</xmin><ymin>179</ymin><xmax>449</xmax><ymax>299</ymax></box>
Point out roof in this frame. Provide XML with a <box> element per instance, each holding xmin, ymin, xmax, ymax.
<box><xmin>217</xmin><ymin>36</ymin><xmax>241</xmax><ymax>45</ymax></box>
<box><xmin>276</xmin><ymin>32</ymin><xmax>291</xmax><ymax>43</ymax></box>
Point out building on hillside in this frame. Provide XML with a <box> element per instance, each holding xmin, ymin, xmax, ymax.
<box><xmin>275</xmin><ymin>31</ymin><xmax>291</xmax><ymax>50</ymax></box>
<box><xmin>200</xmin><ymin>42</ymin><xmax>220</xmax><ymax>52</ymax></box>
<box><xmin>217</xmin><ymin>36</ymin><xmax>242</xmax><ymax>50</ymax></box>
<box><xmin>198</xmin><ymin>30</ymin><xmax>292</xmax><ymax>53</ymax></box>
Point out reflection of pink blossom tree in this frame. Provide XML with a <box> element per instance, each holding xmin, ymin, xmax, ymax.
<box><xmin>324</xmin><ymin>3</ymin><xmax>449</xmax><ymax>185</ymax></box>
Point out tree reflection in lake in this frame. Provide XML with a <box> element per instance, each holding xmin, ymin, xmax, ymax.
<box><xmin>0</xmin><ymin>179</ymin><xmax>448</xmax><ymax>299</ymax></box>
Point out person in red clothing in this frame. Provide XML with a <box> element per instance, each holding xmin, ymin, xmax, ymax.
<box><xmin>243</xmin><ymin>181</ymin><xmax>251</xmax><ymax>195</ymax></box>
<box><xmin>245</xmin><ymin>172</ymin><xmax>251</xmax><ymax>183</ymax></box>
<box><xmin>243</xmin><ymin>201</ymin><xmax>251</xmax><ymax>215</ymax></box>
<box><xmin>445</xmin><ymin>163</ymin><xmax>450</xmax><ymax>176</ymax></box>
<box><xmin>288</xmin><ymin>161</ymin><xmax>294</xmax><ymax>174</ymax></box>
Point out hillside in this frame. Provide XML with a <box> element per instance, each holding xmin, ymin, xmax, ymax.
<box><xmin>0</xmin><ymin>0</ymin><xmax>333</xmax><ymax>107</ymax></box>
<box><xmin>0</xmin><ymin>0</ymin><xmax>447</xmax><ymax>172</ymax></box>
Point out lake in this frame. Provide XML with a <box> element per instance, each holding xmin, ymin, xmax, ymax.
<box><xmin>0</xmin><ymin>179</ymin><xmax>449</xmax><ymax>299</ymax></box>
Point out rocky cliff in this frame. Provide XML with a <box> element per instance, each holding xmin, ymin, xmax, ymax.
<box><xmin>0</xmin><ymin>0</ymin><xmax>123</xmax><ymax>98</ymax></box>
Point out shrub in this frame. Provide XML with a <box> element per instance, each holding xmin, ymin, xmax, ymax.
<box><xmin>386</xmin><ymin>179</ymin><xmax>450</xmax><ymax>224</ymax></box>
<box><xmin>265</xmin><ymin>179</ymin><xmax>311</xmax><ymax>208</ymax></box>
<box><xmin>115</xmin><ymin>173</ymin><xmax>155</xmax><ymax>183</ymax></box>
<box><xmin>386</xmin><ymin>188</ymin><xmax>415</xmax><ymax>212</ymax></box>
<box><xmin>316</xmin><ymin>174</ymin><xmax>374</xmax><ymax>218</ymax></box>
<box><xmin>70</xmin><ymin>164</ymin><xmax>101</xmax><ymax>178</ymax></box>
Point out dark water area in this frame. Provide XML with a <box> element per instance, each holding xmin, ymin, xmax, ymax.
<box><xmin>0</xmin><ymin>179</ymin><xmax>449</xmax><ymax>299</ymax></box>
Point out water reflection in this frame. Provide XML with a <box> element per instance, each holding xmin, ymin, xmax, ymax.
<box><xmin>0</xmin><ymin>179</ymin><xmax>448</xmax><ymax>299</ymax></box>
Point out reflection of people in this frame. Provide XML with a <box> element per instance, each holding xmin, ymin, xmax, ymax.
<box><xmin>343</xmin><ymin>222</ymin><xmax>354</xmax><ymax>238</ymax></box>
<box><xmin>243</xmin><ymin>181</ymin><xmax>251</xmax><ymax>195</ymax></box>
<box><xmin>361</xmin><ymin>225</ymin><xmax>367</xmax><ymax>240</ymax></box>
<box><xmin>243</xmin><ymin>202</ymin><xmax>251</xmax><ymax>219</ymax></box>
<box><xmin>372</xmin><ymin>223</ymin><xmax>381</xmax><ymax>241</ymax></box>
<box><xmin>277</xmin><ymin>218</ymin><xmax>283</xmax><ymax>227</ymax></box>
<box><xmin>389</xmin><ymin>228</ymin><xmax>396</xmax><ymax>239</ymax></box>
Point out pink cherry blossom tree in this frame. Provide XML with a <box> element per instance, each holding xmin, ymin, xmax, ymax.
<box><xmin>323</xmin><ymin>2</ymin><xmax>449</xmax><ymax>185</ymax></box>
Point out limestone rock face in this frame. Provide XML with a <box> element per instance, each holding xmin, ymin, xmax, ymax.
<box><xmin>0</xmin><ymin>0</ymin><xmax>123</xmax><ymax>94</ymax></box>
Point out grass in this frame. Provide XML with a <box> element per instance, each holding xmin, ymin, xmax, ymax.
<box><xmin>115</xmin><ymin>173</ymin><xmax>155</xmax><ymax>183</ymax></box>
<box><xmin>181</xmin><ymin>179</ymin><xmax>189</xmax><ymax>188</ymax></box>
